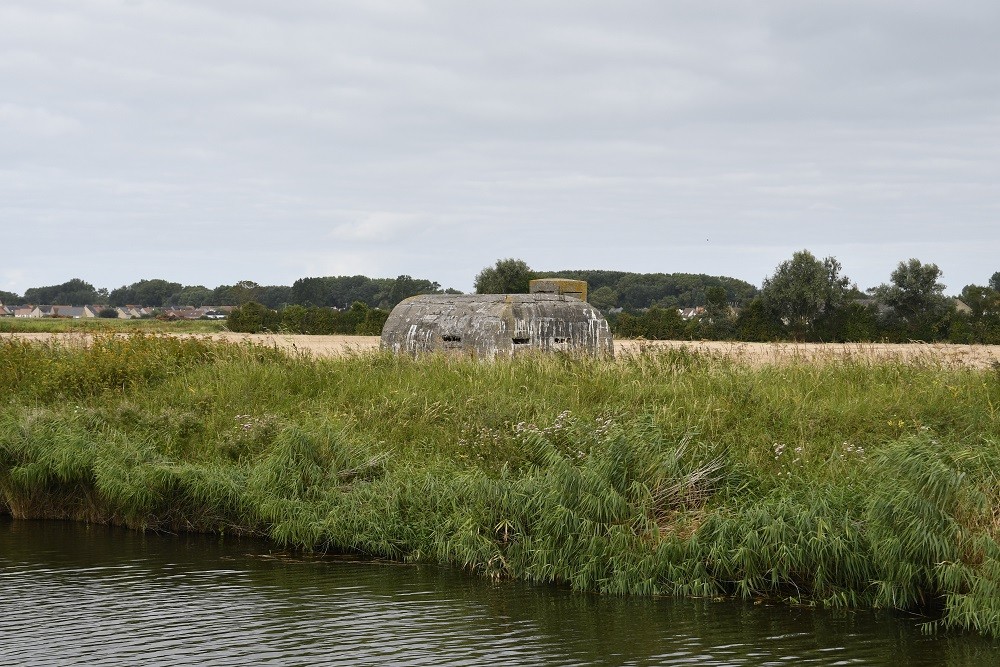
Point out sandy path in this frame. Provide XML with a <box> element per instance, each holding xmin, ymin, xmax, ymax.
<box><xmin>4</xmin><ymin>332</ymin><xmax>1000</xmax><ymax>368</ymax></box>
<box><xmin>614</xmin><ymin>339</ymin><xmax>1000</xmax><ymax>369</ymax></box>
<box><xmin>0</xmin><ymin>332</ymin><xmax>381</xmax><ymax>356</ymax></box>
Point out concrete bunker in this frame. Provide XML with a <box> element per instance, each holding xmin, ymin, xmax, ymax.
<box><xmin>381</xmin><ymin>293</ymin><xmax>613</xmax><ymax>358</ymax></box>
<box><xmin>528</xmin><ymin>278</ymin><xmax>588</xmax><ymax>301</ymax></box>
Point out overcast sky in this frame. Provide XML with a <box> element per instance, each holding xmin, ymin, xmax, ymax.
<box><xmin>2</xmin><ymin>1</ymin><xmax>998</xmax><ymax>296</ymax></box>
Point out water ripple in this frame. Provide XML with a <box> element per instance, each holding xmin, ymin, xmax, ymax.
<box><xmin>2</xmin><ymin>520</ymin><xmax>999</xmax><ymax>666</ymax></box>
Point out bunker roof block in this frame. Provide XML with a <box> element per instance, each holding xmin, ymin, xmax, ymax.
<box><xmin>529</xmin><ymin>278</ymin><xmax>587</xmax><ymax>302</ymax></box>
<box><xmin>381</xmin><ymin>293</ymin><xmax>613</xmax><ymax>358</ymax></box>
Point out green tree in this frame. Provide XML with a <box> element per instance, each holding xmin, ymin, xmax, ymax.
<box><xmin>958</xmin><ymin>283</ymin><xmax>1000</xmax><ymax>344</ymax></box>
<box><xmin>960</xmin><ymin>284</ymin><xmax>999</xmax><ymax>320</ymax></box>
<box><xmin>230</xmin><ymin>280</ymin><xmax>263</xmax><ymax>306</ymax></box>
<box><xmin>611</xmin><ymin>312</ymin><xmax>640</xmax><ymax>338</ymax></box>
<box><xmin>290</xmin><ymin>277</ymin><xmax>335</xmax><ymax>307</ymax></box>
<box><xmin>817</xmin><ymin>301</ymin><xmax>879</xmax><ymax>342</ymax></box>
<box><xmin>212</xmin><ymin>284</ymin><xmax>236</xmax><ymax>305</ymax></box>
<box><xmin>358</xmin><ymin>307</ymin><xmax>390</xmax><ymax>335</ymax></box>
<box><xmin>170</xmin><ymin>285</ymin><xmax>214</xmax><ymax>307</ymax></box>
<box><xmin>653</xmin><ymin>295</ymin><xmax>680</xmax><ymax>310</ymax></box>
<box><xmin>0</xmin><ymin>290</ymin><xmax>22</xmax><ymax>305</ymax></box>
<box><xmin>759</xmin><ymin>250</ymin><xmax>850</xmax><ymax>340</ymax></box>
<box><xmin>614</xmin><ymin>273</ymin><xmax>664</xmax><ymax>310</ymax></box>
<box><xmin>611</xmin><ymin>306</ymin><xmax>686</xmax><ymax>340</ymax></box>
<box><xmin>989</xmin><ymin>272</ymin><xmax>1000</xmax><ymax>292</ymax></box>
<box><xmin>534</xmin><ymin>269</ymin><xmax>757</xmax><ymax>310</ymax></box>
<box><xmin>109</xmin><ymin>279</ymin><xmax>182</xmax><ymax>307</ymax></box>
<box><xmin>257</xmin><ymin>285</ymin><xmax>293</xmax><ymax>309</ymax></box>
<box><xmin>226</xmin><ymin>302</ymin><xmax>280</xmax><ymax>333</ymax></box>
<box><xmin>705</xmin><ymin>285</ymin><xmax>727</xmax><ymax>311</ymax></box>
<box><xmin>589</xmin><ymin>286</ymin><xmax>618</xmax><ymax>312</ymax></box>
<box><xmin>474</xmin><ymin>258</ymin><xmax>534</xmax><ymax>294</ymax></box>
<box><xmin>639</xmin><ymin>306</ymin><xmax>685</xmax><ymax>339</ymax></box>
<box><xmin>698</xmin><ymin>285</ymin><xmax>736</xmax><ymax>339</ymax></box>
<box><xmin>303</xmin><ymin>306</ymin><xmax>337</xmax><ymax>334</ymax></box>
<box><xmin>24</xmin><ymin>279</ymin><xmax>102</xmax><ymax>306</ymax></box>
<box><xmin>870</xmin><ymin>259</ymin><xmax>951</xmax><ymax>340</ymax></box>
<box><xmin>280</xmin><ymin>304</ymin><xmax>308</xmax><ymax>333</ymax></box>
<box><xmin>332</xmin><ymin>302</ymin><xmax>369</xmax><ymax>334</ymax></box>
<box><xmin>735</xmin><ymin>297</ymin><xmax>784</xmax><ymax>342</ymax></box>
<box><xmin>290</xmin><ymin>274</ymin><xmax>447</xmax><ymax>309</ymax></box>
<box><xmin>388</xmin><ymin>275</ymin><xmax>440</xmax><ymax>307</ymax></box>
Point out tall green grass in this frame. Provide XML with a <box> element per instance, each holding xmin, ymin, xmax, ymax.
<box><xmin>2</xmin><ymin>336</ymin><xmax>1000</xmax><ymax>635</ymax></box>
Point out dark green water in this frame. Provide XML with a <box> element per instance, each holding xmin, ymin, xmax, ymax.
<box><xmin>1</xmin><ymin>518</ymin><xmax>998</xmax><ymax>666</ymax></box>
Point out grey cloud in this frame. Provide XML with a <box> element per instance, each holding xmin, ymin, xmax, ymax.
<box><xmin>1</xmin><ymin>1</ymin><xmax>997</xmax><ymax>295</ymax></box>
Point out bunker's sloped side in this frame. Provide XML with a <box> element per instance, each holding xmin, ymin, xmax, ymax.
<box><xmin>380</xmin><ymin>294</ymin><xmax>613</xmax><ymax>357</ymax></box>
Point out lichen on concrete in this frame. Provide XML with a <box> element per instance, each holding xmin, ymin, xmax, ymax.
<box><xmin>529</xmin><ymin>278</ymin><xmax>588</xmax><ymax>302</ymax></box>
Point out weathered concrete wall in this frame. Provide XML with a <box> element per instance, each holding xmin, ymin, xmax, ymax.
<box><xmin>381</xmin><ymin>294</ymin><xmax>613</xmax><ymax>358</ymax></box>
<box><xmin>529</xmin><ymin>278</ymin><xmax>587</xmax><ymax>302</ymax></box>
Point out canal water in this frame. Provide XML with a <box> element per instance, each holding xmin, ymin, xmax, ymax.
<box><xmin>1</xmin><ymin>518</ymin><xmax>997</xmax><ymax>666</ymax></box>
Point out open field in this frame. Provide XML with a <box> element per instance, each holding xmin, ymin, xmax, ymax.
<box><xmin>4</xmin><ymin>331</ymin><xmax>1000</xmax><ymax>368</ymax></box>
<box><xmin>0</xmin><ymin>317</ymin><xmax>224</xmax><ymax>334</ymax></box>
<box><xmin>2</xmin><ymin>333</ymin><xmax>1000</xmax><ymax>637</ymax></box>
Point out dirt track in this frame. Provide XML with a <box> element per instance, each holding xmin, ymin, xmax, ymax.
<box><xmin>5</xmin><ymin>332</ymin><xmax>1000</xmax><ymax>369</ymax></box>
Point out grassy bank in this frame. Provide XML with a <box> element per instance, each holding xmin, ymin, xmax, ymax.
<box><xmin>2</xmin><ymin>335</ymin><xmax>1000</xmax><ymax>636</ymax></box>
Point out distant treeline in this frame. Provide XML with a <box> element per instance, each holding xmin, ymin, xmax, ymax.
<box><xmin>534</xmin><ymin>270</ymin><xmax>758</xmax><ymax>311</ymax></box>
<box><xmin>226</xmin><ymin>302</ymin><xmax>389</xmax><ymax>335</ymax></box>
<box><xmin>0</xmin><ymin>275</ymin><xmax>455</xmax><ymax>311</ymax></box>
<box><xmin>6</xmin><ymin>253</ymin><xmax>1000</xmax><ymax>344</ymax></box>
<box><xmin>606</xmin><ymin>253</ymin><xmax>1000</xmax><ymax>344</ymax></box>
<box><xmin>1</xmin><ymin>271</ymin><xmax>754</xmax><ymax>313</ymax></box>
<box><xmin>473</xmin><ymin>256</ymin><xmax>1000</xmax><ymax>344</ymax></box>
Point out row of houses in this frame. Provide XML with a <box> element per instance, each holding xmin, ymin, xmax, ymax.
<box><xmin>0</xmin><ymin>304</ymin><xmax>232</xmax><ymax>320</ymax></box>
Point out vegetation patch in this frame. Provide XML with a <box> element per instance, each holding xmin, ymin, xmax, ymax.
<box><xmin>2</xmin><ymin>335</ymin><xmax>1000</xmax><ymax>636</ymax></box>
<box><xmin>0</xmin><ymin>318</ymin><xmax>224</xmax><ymax>334</ymax></box>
